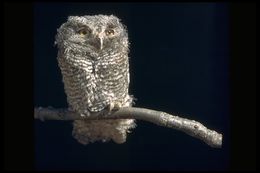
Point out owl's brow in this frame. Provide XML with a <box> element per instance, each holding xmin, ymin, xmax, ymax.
<box><xmin>106</xmin><ymin>23</ymin><xmax>117</xmax><ymax>29</ymax></box>
<box><xmin>67</xmin><ymin>19</ymin><xmax>88</xmax><ymax>28</ymax></box>
<box><xmin>75</xmin><ymin>24</ymin><xmax>91</xmax><ymax>31</ymax></box>
<box><xmin>75</xmin><ymin>22</ymin><xmax>88</xmax><ymax>27</ymax></box>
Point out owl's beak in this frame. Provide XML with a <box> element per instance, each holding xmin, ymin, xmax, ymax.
<box><xmin>94</xmin><ymin>34</ymin><xmax>103</xmax><ymax>50</ymax></box>
<box><xmin>98</xmin><ymin>36</ymin><xmax>103</xmax><ymax>50</ymax></box>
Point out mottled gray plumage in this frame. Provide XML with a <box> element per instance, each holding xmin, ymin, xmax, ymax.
<box><xmin>55</xmin><ymin>15</ymin><xmax>135</xmax><ymax>144</ymax></box>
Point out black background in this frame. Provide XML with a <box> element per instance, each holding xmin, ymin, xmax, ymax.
<box><xmin>34</xmin><ymin>3</ymin><xmax>229</xmax><ymax>170</ymax></box>
<box><xmin>4</xmin><ymin>2</ymin><xmax>256</xmax><ymax>171</ymax></box>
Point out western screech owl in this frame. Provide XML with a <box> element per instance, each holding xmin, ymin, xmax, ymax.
<box><xmin>55</xmin><ymin>15</ymin><xmax>135</xmax><ymax>145</ymax></box>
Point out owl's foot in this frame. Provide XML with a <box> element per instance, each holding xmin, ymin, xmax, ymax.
<box><xmin>80</xmin><ymin>112</ymin><xmax>91</xmax><ymax>117</ymax></box>
<box><xmin>68</xmin><ymin>107</ymin><xmax>91</xmax><ymax>117</ymax></box>
<box><xmin>101</xmin><ymin>102</ymin><xmax>122</xmax><ymax>116</ymax></box>
<box><xmin>108</xmin><ymin>102</ymin><xmax>122</xmax><ymax>112</ymax></box>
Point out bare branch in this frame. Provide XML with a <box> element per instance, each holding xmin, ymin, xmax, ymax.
<box><xmin>34</xmin><ymin>107</ymin><xmax>223</xmax><ymax>148</ymax></box>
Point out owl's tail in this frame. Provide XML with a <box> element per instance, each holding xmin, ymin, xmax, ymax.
<box><xmin>72</xmin><ymin>119</ymin><xmax>136</xmax><ymax>145</ymax></box>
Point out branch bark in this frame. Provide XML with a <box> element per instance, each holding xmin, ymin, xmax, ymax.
<box><xmin>34</xmin><ymin>107</ymin><xmax>223</xmax><ymax>148</ymax></box>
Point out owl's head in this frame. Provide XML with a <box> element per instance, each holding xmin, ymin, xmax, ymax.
<box><xmin>55</xmin><ymin>15</ymin><xmax>129</xmax><ymax>54</ymax></box>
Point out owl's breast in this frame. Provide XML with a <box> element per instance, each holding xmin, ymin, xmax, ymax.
<box><xmin>58</xmin><ymin>49</ymin><xmax>130</xmax><ymax>114</ymax></box>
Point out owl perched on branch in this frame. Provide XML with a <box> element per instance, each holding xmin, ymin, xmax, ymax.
<box><xmin>55</xmin><ymin>15</ymin><xmax>135</xmax><ymax>145</ymax></box>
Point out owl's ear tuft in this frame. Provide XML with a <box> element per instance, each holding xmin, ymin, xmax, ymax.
<box><xmin>68</xmin><ymin>16</ymin><xmax>73</xmax><ymax>21</ymax></box>
<box><xmin>111</xmin><ymin>15</ymin><xmax>120</xmax><ymax>23</ymax></box>
<box><xmin>68</xmin><ymin>16</ymin><xmax>77</xmax><ymax>22</ymax></box>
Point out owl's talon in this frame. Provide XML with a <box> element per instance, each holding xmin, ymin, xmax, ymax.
<box><xmin>107</xmin><ymin>102</ymin><xmax>121</xmax><ymax>115</ymax></box>
<box><xmin>108</xmin><ymin>102</ymin><xmax>114</xmax><ymax>112</ymax></box>
<box><xmin>112</xmin><ymin>103</ymin><xmax>121</xmax><ymax>111</ymax></box>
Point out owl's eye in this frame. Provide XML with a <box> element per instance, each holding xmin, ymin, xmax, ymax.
<box><xmin>105</xmin><ymin>29</ymin><xmax>115</xmax><ymax>36</ymax></box>
<box><xmin>77</xmin><ymin>28</ymin><xmax>90</xmax><ymax>36</ymax></box>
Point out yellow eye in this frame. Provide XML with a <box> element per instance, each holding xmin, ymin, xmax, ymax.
<box><xmin>105</xmin><ymin>29</ymin><xmax>115</xmax><ymax>36</ymax></box>
<box><xmin>78</xmin><ymin>28</ymin><xmax>89</xmax><ymax>36</ymax></box>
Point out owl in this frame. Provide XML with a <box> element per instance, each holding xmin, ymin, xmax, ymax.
<box><xmin>55</xmin><ymin>15</ymin><xmax>135</xmax><ymax>145</ymax></box>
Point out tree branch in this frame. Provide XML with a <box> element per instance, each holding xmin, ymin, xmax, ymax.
<box><xmin>34</xmin><ymin>107</ymin><xmax>223</xmax><ymax>148</ymax></box>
